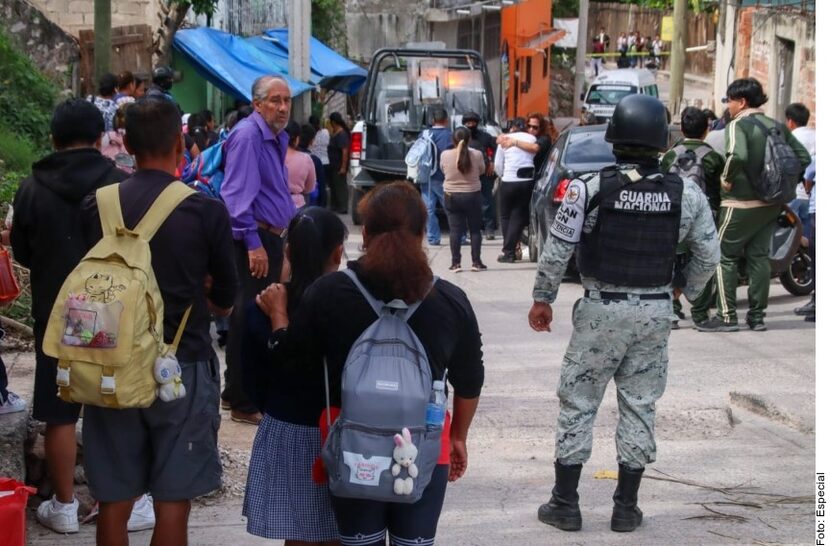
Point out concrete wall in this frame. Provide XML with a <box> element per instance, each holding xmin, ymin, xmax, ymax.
<box><xmin>27</xmin><ymin>0</ymin><xmax>156</xmax><ymax>37</ymax></box>
<box><xmin>0</xmin><ymin>0</ymin><xmax>80</xmax><ymax>91</ymax></box>
<box><xmin>344</xmin><ymin>0</ymin><xmax>432</xmax><ymax>64</ymax></box>
<box><xmin>735</xmin><ymin>7</ymin><xmax>815</xmax><ymax>125</ymax></box>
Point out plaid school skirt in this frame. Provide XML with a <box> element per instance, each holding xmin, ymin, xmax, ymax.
<box><xmin>243</xmin><ymin>414</ymin><xmax>338</xmax><ymax>541</ymax></box>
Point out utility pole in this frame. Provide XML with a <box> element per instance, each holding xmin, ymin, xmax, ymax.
<box><xmin>93</xmin><ymin>0</ymin><xmax>111</xmax><ymax>85</ymax></box>
<box><xmin>668</xmin><ymin>0</ymin><xmax>687</xmax><ymax>118</ymax></box>
<box><xmin>289</xmin><ymin>0</ymin><xmax>312</xmax><ymax>122</ymax></box>
<box><xmin>573</xmin><ymin>0</ymin><xmax>589</xmax><ymax>117</ymax></box>
<box><xmin>714</xmin><ymin>0</ymin><xmax>737</xmax><ymax>110</ymax></box>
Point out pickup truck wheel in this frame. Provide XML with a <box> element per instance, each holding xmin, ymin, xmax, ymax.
<box><xmin>350</xmin><ymin>187</ymin><xmax>365</xmax><ymax>226</ymax></box>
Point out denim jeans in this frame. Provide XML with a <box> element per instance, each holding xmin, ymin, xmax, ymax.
<box><xmin>481</xmin><ymin>175</ymin><xmax>497</xmax><ymax>232</ymax></box>
<box><xmin>420</xmin><ymin>179</ymin><xmax>446</xmax><ymax>244</ymax></box>
<box><xmin>789</xmin><ymin>198</ymin><xmax>810</xmax><ymax>226</ymax></box>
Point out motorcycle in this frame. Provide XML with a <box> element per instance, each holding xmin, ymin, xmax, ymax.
<box><xmin>737</xmin><ymin>205</ymin><xmax>813</xmax><ymax>295</ymax></box>
<box><xmin>769</xmin><ymin>206</ymin><xmax>814</xmax><ymax>296</ymax></box>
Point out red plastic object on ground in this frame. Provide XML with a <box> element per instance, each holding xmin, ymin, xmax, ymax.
<box><xmin>0</xmin><ymin>244</ymin><xmax>20</xmax><ymax>305</ymax></box>
<box><xmin>0</xmin><ymin>479</ymin><xmax>36</xmax><ymax>546</ymax></box>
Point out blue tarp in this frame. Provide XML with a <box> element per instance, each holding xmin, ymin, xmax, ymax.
<box><xmin>262</xmin><ymin>28</ymin><xmax>367</xmax><ymax>95</ymax></box>
<box><xmin>173</xmin><ymin>27</ymin><xmax>313</xmax><ymax>101</ymax></box>
<box><xmin>172</xmin><ymin>27</ymin><xmax>367</xmax><ymax>101</ymax></box>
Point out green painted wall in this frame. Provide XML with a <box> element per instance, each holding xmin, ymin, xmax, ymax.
<box><xmin>170</xmin><ymin>50</ymin><xmax>238</xmax><ymax>125</ymax></box>
<box><xmin>171</xmin><ymin>50</ymin><xmax>207</xmax><ymax>115</ymax></box>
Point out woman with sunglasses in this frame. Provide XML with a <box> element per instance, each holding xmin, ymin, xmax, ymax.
<box><xmin>494</xmin><ymin>118</ymin><xmax>536</xmax><ymax>263</ymax></box>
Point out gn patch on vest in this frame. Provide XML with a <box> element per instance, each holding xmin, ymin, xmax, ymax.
<box><xmin>550</xmin><ymin>179</ymin><xmax>587</xmax><ymax>243</ymax></box>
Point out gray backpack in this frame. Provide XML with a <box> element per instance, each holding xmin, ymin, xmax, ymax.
<box><xmin>321</xmin><ymin>269</ymin><xmax>442</xmax><ymax>503</ymax></box>
<box><xmin>667</xmin><ymin>143</ymin><xmax>710</xmax><ymax>191</ymax></box>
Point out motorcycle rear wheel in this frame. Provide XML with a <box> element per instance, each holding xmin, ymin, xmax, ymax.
<box><xmin>779</xmin><ymin>251</ymin><xmax>814</xmax><ymax>296</ymax></box>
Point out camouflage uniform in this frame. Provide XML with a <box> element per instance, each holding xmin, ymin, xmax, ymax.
<box><xmin>533</xmin><ymin>167</ymin><xmax>720</xmax><ymax>469</ymax></box>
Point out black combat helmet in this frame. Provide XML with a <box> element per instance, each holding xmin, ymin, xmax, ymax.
<box><xmin>605</xmin><ymin>94</ymin><xmax>668</xmax><ymax>150</ymax></box>
<box><xmin>152</xmin><ymin>66</ymin><xmax>175</xmax><ymax>91</ymax></box>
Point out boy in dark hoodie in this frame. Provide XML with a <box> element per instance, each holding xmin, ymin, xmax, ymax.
<box><xmin>10</xmin><ymin>98</ymin><xmax>132</xmax><ymax>533</ymax></box>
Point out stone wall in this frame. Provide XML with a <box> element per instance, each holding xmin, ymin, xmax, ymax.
<box><xmin>27</xmin><ymin>0</ymin><xmax>156</xmax><ymax>37</ymax></box>
<box><xmin>0</xmin><ymin>0</ymin><xmax>80</xmax><ymax>91</ymax></box>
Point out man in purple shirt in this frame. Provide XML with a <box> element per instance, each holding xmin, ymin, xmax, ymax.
<box><xmin>220</xmin><ymin>75</ymin><xmax>296</xmax><ymax>424</ymax></box>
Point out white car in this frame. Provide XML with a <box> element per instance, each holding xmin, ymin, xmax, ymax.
<box><xmin>582</xmin><ymin>69</ymin><xmax>659</xmax><ymax>123</ymax></box>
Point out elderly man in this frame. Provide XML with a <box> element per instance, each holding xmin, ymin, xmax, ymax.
<box><xmin>220</xmin><ymin>75</ymin><xmax>296</xmax><ymax>424</ymax></box>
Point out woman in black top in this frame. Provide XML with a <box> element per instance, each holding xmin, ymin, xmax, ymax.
<box><xmin>326</xmin><ymin>112</ymin><xmax>350</xmax><ymax>214</ymax></box>
<box><xmin>242</xmin><ymin>207</ymin><xmax>347</xmax><ymax>545</ymax></box>
<box><xmin>526</xmin><ymin>113</ymin><xmax>555</xmax><ymax>174</ymax></box>
<box><xmin>257</xmin><ymin>182</ymin><xmax>484</xmax><ymax>546</ymax></box>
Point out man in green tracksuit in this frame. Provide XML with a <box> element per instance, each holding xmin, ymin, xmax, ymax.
<box><xmin>696</xmin><ymin>78</ymin><xmax>811</xmax><ymax>332</ymax></box>
<box><xmin>661</xmin><ymin>106</ymin><xmax>725</xmax><ymax>327</ymax></box>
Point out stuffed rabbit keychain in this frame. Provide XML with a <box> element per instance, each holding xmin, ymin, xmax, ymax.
<box><xmin>391</xmin><ymin>427</ymin><xmax>419</xmax><ymax>495</ymax></box>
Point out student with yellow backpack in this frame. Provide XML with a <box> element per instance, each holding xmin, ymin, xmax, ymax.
<box><xmin>44</xmin><ymin>97</ymin><xmax>237</xmax><ymax>544</ymax></box>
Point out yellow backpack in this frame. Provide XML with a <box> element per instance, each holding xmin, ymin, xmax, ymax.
<box><xmin>43</xmin><ymin>182</ymin><xmax>195</xmax><ymax>408</ymax></box>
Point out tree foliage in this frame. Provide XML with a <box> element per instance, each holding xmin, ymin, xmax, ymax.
<box><xmin>155</xmin><ymin>0</ymin><xmax>218</xmax><ymax>66</ymax></box>
<box><xmin>0</xmin><ymin>31</ymin><xmax>57</xmax><ymax>149</ymax></box>
<box><xmin>312</xmin><ymin>0</ymin><xmax>347</xmax><ymax>51</ymax></box>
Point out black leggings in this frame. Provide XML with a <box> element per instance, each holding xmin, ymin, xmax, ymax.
<box><xmin>499</xmin><ymin>180</ymin><xmax>534</xmax><ymax>255</ymax></box>
<box><xmin>332</xmin><ymin>465</ymin><xmax>449</xmax><ymax>546</ymax></box>
<box><xmin>445</xmin><ymin>191</ymin><xmax>483</xmax><ymax>265</ymax></box>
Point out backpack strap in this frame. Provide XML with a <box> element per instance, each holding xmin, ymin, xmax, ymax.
<box><xmin>134</xmin><ymin>182</ymin><xmax>196</xmax><ymax>241</ymax></box>
<box><xmin>693</xmin><ymin>142</ymin><xmax>713</xmax><ymax>157</ymax></box>
<box><xmin>343</xmin><ymin>268</ymin><xmax>384</xmax><ymax>316</ymax></box>
<box><xmin>96</xmin><ymin>184</ymin><xmax>126</xmax><ymax>237</ymax></box>
<box><xmin>169</xmin><ymin>305</ymin><xmax>191</xmax><ymax>351</ymax></box>
<box><xmin>745</xmin><ymin>115</ymin><xmax>771</xmax><ymax>137</ymax></box>
<box><xmin>342</xmin><ymin>268</ymin><xmax>436</xmax><ymax>321</ymax></box>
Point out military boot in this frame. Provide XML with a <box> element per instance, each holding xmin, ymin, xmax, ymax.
<box><xmin>611</xmin><ymin>464</ymin><xmax>644</xmax><ymax>532</ymax></box>
<box><xmin>537</xmin><ymin>460</ymin><xmax>582</xmax><ymax>531</ymax></box>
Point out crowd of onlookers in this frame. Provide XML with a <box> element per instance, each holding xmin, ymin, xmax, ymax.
<box><xmin>0</xmin><ymin>65</ymin><xmax>488</xmax><ymax>546</ymax></box>
<box><xmin>0</xmin><ymin>68</ymin><xmax>815</xmax><ymax>546</ymax></box>
<box><xmin>589</xmin><ymin>27</ymin><xmax>665</xmax><ymax>76</ymax></box>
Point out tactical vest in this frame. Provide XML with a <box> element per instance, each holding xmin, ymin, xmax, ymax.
<box><xmin>578</xmin><ymin>167</ymin><xmax>683</xmax><ymax>287</ymax></box>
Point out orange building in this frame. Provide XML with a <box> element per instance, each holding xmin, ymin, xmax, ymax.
<box><xmin>500</xmin><ymin>0</ymin><xmax>565</xmax><ymax>120</ymax></box>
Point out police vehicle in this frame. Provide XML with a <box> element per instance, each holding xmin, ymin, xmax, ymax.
<box><xmin>348</xmin><ymin>46</ymin><xmax>500</xmax><ymax>224</ymax></box>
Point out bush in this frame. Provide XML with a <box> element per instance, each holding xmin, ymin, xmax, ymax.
<box><xmin>0</xmin><ymin>125</ymin><xmax>38</xmax><ymax>174</ymax></box>
<box><xmin>0</xmin><ymin>29</ymin><xmax>57</xmax><ymax>149</ymax></box>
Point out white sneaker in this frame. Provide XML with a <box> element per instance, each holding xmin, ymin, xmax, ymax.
<box><xmin>127</xmin><ymin>494</ymin><xmax>155</xmax><ymax>532</ymax></box>
<box><xmin>36</xmin><ymin>496</ymin><xmax>79</xmax><ymax>534</ymax></box>
<box><xmin>0</xmin><ymin>391</ymin><xmax>27</xmax><ymax>415</ymax></box>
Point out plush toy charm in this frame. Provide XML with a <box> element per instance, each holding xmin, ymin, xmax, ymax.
<box><xmin>391</xmin><ymin>427</ymin><xmax>419</xmax><ymax>495</ymax></box>
<box><xmin>154</xmin><ymin>353</ymin><xmax>186</xmax><ymax>402</ymax></box>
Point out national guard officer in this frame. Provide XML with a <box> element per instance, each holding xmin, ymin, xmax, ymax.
<box><xmin>528</xmin><ymin>94</ymin><xmax>720</xmax><ymax>533</ymax></box>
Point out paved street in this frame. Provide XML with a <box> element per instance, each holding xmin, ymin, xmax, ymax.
<box><xmin>11</xmin><ymin>219</ymin><xmax>816</xmax><ymax>545</ymax></box>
